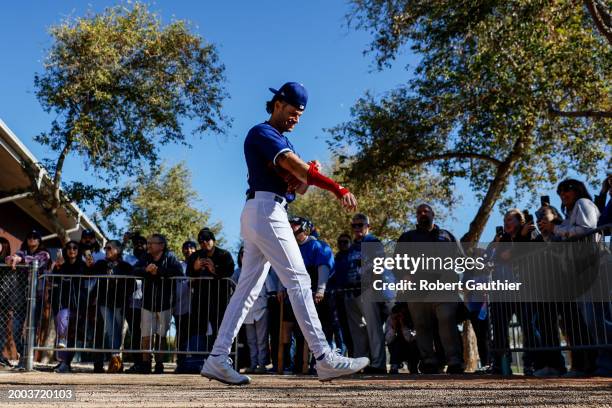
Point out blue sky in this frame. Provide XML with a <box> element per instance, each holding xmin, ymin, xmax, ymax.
<box><xmin>0</xmin><ymin>1</ymin><xmax>605</xmax><ymax>248</ymax></box>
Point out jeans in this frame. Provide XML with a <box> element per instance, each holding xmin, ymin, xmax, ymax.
<box><xmin>100</xmin><ymin>306</ymin><xmax>124</xmax><ymax>352</ymax></box>
<box><xmin>55</xmin><ymin>308</ymin><xmax>74</xmax><ymax>363</ymax></box>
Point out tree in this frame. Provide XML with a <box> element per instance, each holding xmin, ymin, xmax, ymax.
<box><xmin>585</xmin><ymin>0</ymin><xmax>612</xmax><ymax>45</ymax></box>
<box><xmin>289</xmin><ymin>160</ymin><xmax>454</xmax><ymax>247</ymax></box>
<box><xmin>332</xmin><ymin>0</ymin><xmax>611</xmax><ymax>242</ymax></box>
<box><xmin>127</xmin><ymin>162</ymin><xmax>221</xmax><ymax>254</ymax></box>
<box><xmin>22</xmin><ymin>3</ymin><xmax>229</xmax><ymax>242</ymax></box>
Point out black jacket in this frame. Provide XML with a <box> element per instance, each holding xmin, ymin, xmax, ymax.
<box><xmin>92</xmin><ymin>259</ymin><xmax>134</xmax><ymax>309</ymax></box>
<box><xmin>134</xmin><ymin>251</ymin><xmax>182</xmax><ymax>312</ymax></box>
<box><xmin>51</xmin><ymin>259</ymin><xmax>90</xmax><ymax>311</ymax></box>
<box><xmin>397</xmin><ymin>225</ymin><xmax>457</xmax><ymax>243</ymax></box>
<box><xmin>186</xmin><ymin>247</ymin><xmax>235</xmax><ymax>333</ymax></box>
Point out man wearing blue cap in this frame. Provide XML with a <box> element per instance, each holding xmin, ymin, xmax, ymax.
<box><xmin>201</xmin><ymin>82</ymin><xmax>368</xmax><ymax>385</ymax></box>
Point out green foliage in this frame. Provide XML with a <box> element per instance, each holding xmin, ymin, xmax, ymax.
<box><xmin>35</xmin><ymin>2</ymin><xmax>229</xmax><ymax>177</ymax></box>
<box><xmin>335</xmin><ymin>0</ymin><xmax>611</xmax><ymax>240</ymax></box>
<box><xmin>289</xmin><ymin>160</ymin><xmax>455</xmax><ymax>247</ymax></box>
<box><xmin>27</xmin><ymin>2</ymin><xmax>229</xmax><ymax>242</ymax></box>
<box><xmin>127</xmin><ymin>162</ymin><xmax>221</xmax><ymax>254</ymax></box>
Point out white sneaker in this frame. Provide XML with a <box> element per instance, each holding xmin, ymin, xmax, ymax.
<box><xmin>201</xmin><ymin>355</ymin><xmax>251</xmax><ymax>385</ymax></box>
<box><xmin>316</xmin><ymin>350</ymin><xmax>369</xmax><ymax>382</ymax></box>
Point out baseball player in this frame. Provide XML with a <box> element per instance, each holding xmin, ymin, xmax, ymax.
<box><xmin>201</xmin><ymin>82</ymin><xmax>369</xmax><ymax>384</ymax></box>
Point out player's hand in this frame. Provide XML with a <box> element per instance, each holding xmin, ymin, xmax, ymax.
<box><xmin>314</xmin><ymin>292</ymin><xmax>324</xmax><ymax>304</ymax></box>
<box><xmin>308</xmin><ymin>160</ymin><xmax>322</xmax><ymax>171</ymax></box>
<box><xmin>339</xmin><ymin>191</ymin><xmax>357</xmax><ymax>212</ymax></box>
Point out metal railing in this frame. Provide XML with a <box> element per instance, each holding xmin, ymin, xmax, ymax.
<box><xmin>33</xmin><ymin>273</ymin><xmax>234</xmax><ymax>355</ymax></box>
<box><xmin>0</xmin><ymin>264</ymin><xmax>238</xmax><ymax>371</ymax></box>
<box><xmin>487</xmin><ymin>225</ymin><xmax>612</xmax><ymax>373</ymax></box>
<box><xmin>0</xmin><ymin>261</ymin><xmax>38</xmax><ymax>371</ymax></box>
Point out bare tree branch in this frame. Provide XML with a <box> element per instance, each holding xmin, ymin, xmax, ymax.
<box><xmin>548</xmin><ymin>103</ymin><xmax>612</xmax><ymax>119</ymax></box>
<box><xmin>585</xmin><ymin>0</ymin><xmax>612</xmax><ymax>45</ymax></box>
<box><xmin>406</xmin><ymin>152</ymin><xmax>502</xmax><ymax>167</ymax></box>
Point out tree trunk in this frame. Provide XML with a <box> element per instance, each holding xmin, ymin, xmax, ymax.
<box><xmin>20</xmin><ymin>149</ymin><xmax>72</xmax><ymax>245</ymax></box>
<box><xmin>462</xmin><ymin>135</ymin><xmax>527</xmax><ymax>242</ymax></box>
<box><xmin>462</xmin><ymin>320</ymin><xmax>480</xmax><ymax>372</ymax></box>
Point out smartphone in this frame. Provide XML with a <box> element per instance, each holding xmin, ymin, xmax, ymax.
<box><xmin>84</xmin><ymin>249</ymin><xmax>93</xmax><ymax>262</ymax></box>
<box><xmin>524</xmin><ymin>211</ymin><xmax>534</xmax><ymax>224</ymax></box>
<box><xmin>496</xmin><ymin>226</ymin><xmax>504</xmax><ymax>236</ymax></box>
<box><xmin>540</xmin><ymin>195</ymin><xmax>550</xmax><ymax>206</ymax></box>
<box><xmin>56</xmin><ymin>249</ymin><xmax>63</xmax><ymax>260</ymax></box>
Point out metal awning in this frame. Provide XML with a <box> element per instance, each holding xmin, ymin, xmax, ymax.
<box><xmin>0</xmin><ymin>118</ymin><xmax>105</xmax><ymax>243</ymax></box>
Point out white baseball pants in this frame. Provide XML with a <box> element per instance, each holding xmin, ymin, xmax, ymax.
<box><xmin>210</xmin><ymin>192</ymin><xmax>330</xmax><ymax>358</ymax></box>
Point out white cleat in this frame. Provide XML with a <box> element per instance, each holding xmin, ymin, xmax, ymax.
<box><xmin>201</xmin><ymin>355</ymin><xmax>251</xmax><ymax>385</ymax></box>
<box><xmin>316</xmin><ymin>350</ymin><xmax>369</xmax><ymax>382</ymax></box>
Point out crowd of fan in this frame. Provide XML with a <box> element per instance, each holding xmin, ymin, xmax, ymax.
<box><xmin>0</xmin><ymin>175</ymin><xmax>610</xmax><ymax>377</ymax></box>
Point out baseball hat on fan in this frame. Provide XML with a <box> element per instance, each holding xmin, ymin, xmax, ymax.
<box><xmin>197</xmin><ymin>228</ymin><xmax>216</xmax><ymax>243</ymax></box>
<box><xmin>269</xmin><ymin>82</ymin><xmax>308</xmax><ymax>111</ymax></box>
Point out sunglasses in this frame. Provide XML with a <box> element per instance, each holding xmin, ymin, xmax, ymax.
<box><xmin>351</xmin><ymin>223</ymin><xmax>365</xmax><ymax>229</ymax></box>
<box><xmin>338</xmin><ymin>240</ymin><xmax>350</xmax><ymax>245</ymax></box>
<box><xmin>104</xmin><ymin>246</ymin><xmax>114</xmax><ymax>251</ymax></box>
<box><xmin>66</xmin><ymin>245</ymin><xmax>79</xmax><ymax>250</ymax></box>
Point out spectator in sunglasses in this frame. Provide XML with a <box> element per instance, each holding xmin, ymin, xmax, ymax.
<box><xmin>186</xmin><ymin>228</ymin><xmax>235</xmax><ymax>344</ymax></box>
<box><xmin>4</xmin><ymin>229</ymin><xmax>50</xmax><ymax>370</ymax></box>
<box><xmin>50</xmin><ymin>241</ymin><xmax>89</xmax><ymax>373</ymax></box>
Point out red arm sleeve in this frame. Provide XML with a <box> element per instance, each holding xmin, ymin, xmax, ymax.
<box><xmin>306</xmin><ymin>162</ymin><xmax>349</xmax><ymax>199</ymax></box>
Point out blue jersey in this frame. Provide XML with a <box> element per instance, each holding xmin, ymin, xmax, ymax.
<box><xmin>346</xmin><ymin>233</ymin><xmax>381</xmax><ymax>286</ymax></box>
<box><xmin>244</xmin><ymin>122</ymin><xmax>296</xmax><ymax>198</ymax></box>
<box><xmin>298</xmin><ymin>237</ymin><xmax>335</xmax><ymax>291</ymax></box>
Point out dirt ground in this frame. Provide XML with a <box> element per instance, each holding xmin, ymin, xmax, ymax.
<box><xmin>0</xmin><ymin>365</ymin><xmax>610</xmax><ymax>407</ymax></box>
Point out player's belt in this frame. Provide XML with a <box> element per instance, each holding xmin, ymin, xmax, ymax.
<box><xmin>246</xmin><ymin>191</ymin><xmax>288</xmax><ymax>209</ymax></box>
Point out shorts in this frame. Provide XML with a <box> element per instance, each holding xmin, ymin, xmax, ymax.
<box><xmin>141</xmin><ymin>308</ymin><xmax>172</xmax><ymax>336</ymax></box>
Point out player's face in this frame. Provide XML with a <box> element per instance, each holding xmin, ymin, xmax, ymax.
<box><xmin>277</xmin><ymin>102</ymin><xmax>303</xmax><ymax>132</ymax></box>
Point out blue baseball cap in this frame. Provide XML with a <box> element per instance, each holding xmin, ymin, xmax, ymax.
<box><xmin>269</xmin><ymin>82</ymin><xmax>308</xmax><ymax>111</ymax></box>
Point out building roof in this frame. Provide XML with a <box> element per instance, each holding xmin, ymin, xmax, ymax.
<box><xmin>0</xmin><ymin>118</ymin><xmax>105</xmax><ymax>243</ymax></box>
